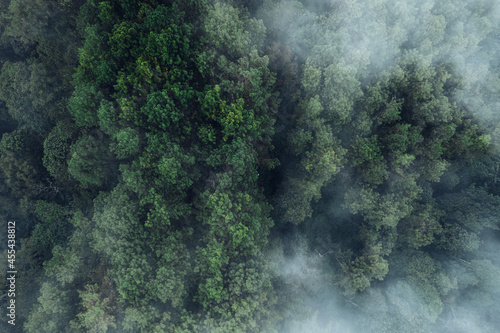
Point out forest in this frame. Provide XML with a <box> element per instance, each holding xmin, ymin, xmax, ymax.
<box><xmin>0</xmin><ymin>0</ymin><xmax>499</xmax><ymax>332</ymax></box>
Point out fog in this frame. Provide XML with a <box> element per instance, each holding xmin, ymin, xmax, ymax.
<box><xmin>1</xmin><ymin>0</ymin><xmax>498</xmax><ymax>331</ymax></box>
<box><xmin>257</xmin><ymin>0</ymin><xmax>500</xmax><ymax>332</ymax></box>
<box><xmin>258</xmin><ymin>0</ymin><xmax>500</xmax><ymax>125</ymax></box>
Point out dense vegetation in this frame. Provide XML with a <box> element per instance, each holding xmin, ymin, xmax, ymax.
<box><xmin>0</xmin><ymin>0</ymin><xmax>499</xmax><ymax>332</ymax></box>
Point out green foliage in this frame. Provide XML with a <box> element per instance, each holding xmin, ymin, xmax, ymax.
<box><xmin>24</xmin><ymin>281</ymin><xmax>74</xmax><ymax>333</ymax></box>
<box><xmin>344</xmin><ymin>250</ymin><xmax>389</xmax><ymax>293</ymax></box>
<box><xmin>111</xmin><ymin>127</ymin><xmax>140</xmax><ymax>159</ymax></box>
<box><xmin>67</xmin><ymin>83</ymin><xmax>103</xmax><ymax>127</ymax></box>
<box><xmin>74</xmin><ymin>284</ymin><xmax>116</xmax><ymax>333</ymax></box>
<box><xmin>147</xmin><ymin>235</ymin><xmax>190</xmax><ymax>307</ymax></box>
<box><xmin>7</xmin><ymin>0</ymin><xmax>500</xmax><ymax>332</ymax></box>
<box><xmin>198</xmin><ymin>259</ymin><xmax>278</xmax><ymax>332</ymax></box>
<box><xmin>351</xmin><ymin>135</ymin><xmax>387</xmax><ymax>185</ymax></box>
<box><xmin>202</xmin><ymin>2</ymin><xmax>254</xmax><ymax>58</ymax></box>
<box><xmin>344</xmin><ymin>187</ymin><xmax>412</xmax><ymax>229</ymax></box>
<box><xmin>121</xmin><ymin>305</ymin><xmax>169</xmax><ymax>332</ymax></box>
<box><xmin>31</xmin><ymin>200</ymin><xmax>70</xmax><ymax>260</ymax></box>
<box><xmin>43</xmin><ymin>119</ymin><xmax>78</xmax><ymax>184</ymax></box>
<box><xmin>141</xmin><ymin>90</ymin><xmax>174</xmax><ymax>125</ymax></box>
<box><xmin>438</xmin><ymin>185</ymin><xmax>500</xmax><ymax>232</ymax></box>
<box><xmin>379</xmin><ymin>97</ymin><xmax>404</xmax><ymax>125</ymax></box>
<box><xmin>0</xmin><ymin>61</ymin><xmax>50</xmax><ymax>132</ymax></box>
<box><xmin>200</xmin><ymin>85</ymin><xmax>248</xmax><ymax>141</ymax></box>
<box><xmin>278</xmin><ymin>96</ymin><xmax>345</xmax><ymax>224</ymax></box>
<box><xmin>34</xmin><ymin>199</ymin><xmax>65</xmax><ymax>223</ymax></box>
<box><xmin>68</xmin><ymin>135</ymin><xmax>110</xmax><ymax>188</ymax></box>
<box><xmin>140</xmin><ymin>132</ymin><xmax>196</xmax><ymax>193</ymax></box>
<box><xmin>97</xmin><ymin>99</ymin><xmax>117</xmax><ymax>135</ymax></box>
<box><xmin>385</xmin><ymin>123</ymin><xmax>423</xmax><ymax>155</ymax></box>
<box><xmin>437</xmin><ymin>225</ymin><xmax>483</xmax><ymax>253</ymax></box>
<box><xmin>91</xmin><ymin>185</ymin><xmax>144</xmax><ymax>301</ymax></box>
<box><xmin>399</xmin><ymin>204</ymin><xmax>444</xmax><ymax>249</ymax></box>
<box><xmin>44</xmin><ymin>245</ymin><xmax>82</xmax><ymax>286</ymax></box>
<box><xmin>199</xmin><ymin>187</ymin><xmax>272</xmax><ymax>257</ymax></box>
<box><xmin>1</xmin><ymin>128</ymin><xmax>27</xmax><ymax>152</ymax></box>
<box><xmin>0</xmin><ymin>128</ymin><xmax>42</xmax><ymax>197</ymax></box>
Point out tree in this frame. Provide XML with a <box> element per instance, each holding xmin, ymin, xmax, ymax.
<box><xmin>398</xmin><ymin>204</ymin><xmax>444</xmax><ymax>249</ymax></box>
<box><xmin>73</xmin><ymin>284</ymin><xmax>116</xmax><ymax>333</ymax></box>
<box><xmin>0</xmin><ymin>61</ymin><xmax>49</xmax><ymax>132</ymax></box>
<box><xmin>67</xmin><ymin>83</ymin><xmax>103</xmax><ymax>128</ymax></box>
<box><xmin>341</xmin><ymin>244</ymin><xmax>389</xmax><ymax>293</ymax></box>
<box><xmin>278</xmin><ymin>96</ymin><xmax>345</xmax><ymax>224</ymax></box>
<box><xmin>24</xmin><ymin>281</ymin><xmax>75</xmax><ymax>333</ymax></box>
<box><xmin>344</xmin><ymin>187</ymin><xmax>412</xmax><ymax>229</ymax></box>
<box><xmin>67</xmin><ymin>134</ymin><xmax>111</xmax><ymax>188</ymax></box>
<box><xmin>202</xmin><ymin>1</ymin><xmax>254</xmax><ymax>59</ymax></box>
<box><xmin>110</xmin><ymin>127</ymin><xmax>140</xmax><ymax>159</ymax></box>
<box><xmin>350</xmin><ymin>135</ymin><xmax>388</xmax><ymax>186</ymax></box>
<box><xmin>31</xmin><ymin>200</ymin><xmax>71</xmax><ymax>262</ymax></box>
<box><xmin>42</xmin><ymin>119</ymin><xmax>78</xmax><ymax>186</ymax></box>
<box><xmin>44</xmin><ymin>245</ymin><xmax>83</xmax><ymax>287</ymax></box>
<box><xmin>0</xmin><ymin>128</ymin><xmax>42</xmax><ymax>197</ymax></box>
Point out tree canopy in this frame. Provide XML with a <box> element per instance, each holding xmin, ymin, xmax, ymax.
<box><xmin>1</xmin><ymin>0</ymin><xmax>499</xmax><ymax>332</ymax></box>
